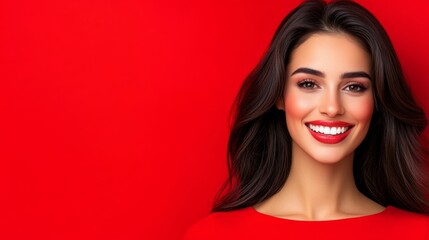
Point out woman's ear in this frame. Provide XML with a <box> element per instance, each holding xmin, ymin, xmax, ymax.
<box><xmin>276</xmin><ymin>97</ymin><xmax>285</xmax><ymax>111</ymax></box>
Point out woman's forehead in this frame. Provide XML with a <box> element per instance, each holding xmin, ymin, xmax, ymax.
<box><xmin>287</xmin><ymin>33</ymin><xmax>371</xmax><ymax>77</ymax></box>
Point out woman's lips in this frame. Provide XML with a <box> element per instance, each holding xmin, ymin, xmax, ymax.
<box><xmin>305</xmin><ymin>120</ymin><xmax>354</xmax><ymax>144</ymax></box>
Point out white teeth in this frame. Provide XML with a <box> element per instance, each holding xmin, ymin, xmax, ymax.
<box><xmin>308</xmin><ymin>124</ymin><xmax>349</xmax><ymax>135</ymax></box>
<box><xmin>323</xmin><ymin>127</ymin><xmax>330</xmax><ymax>134</ymax></box>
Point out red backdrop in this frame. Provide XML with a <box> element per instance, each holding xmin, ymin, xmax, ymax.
<box><xmin>1</xmin><ymin>0</ymin><xmax>428</xmax><ymax>239</ymax></box>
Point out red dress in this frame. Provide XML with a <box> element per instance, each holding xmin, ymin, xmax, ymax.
<box><xmin>184</xmin><ymin>206</ymin><xmax>429</xmax><ymax>239</ymax></box>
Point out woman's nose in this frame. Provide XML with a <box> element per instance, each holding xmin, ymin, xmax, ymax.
<box><xmin>319</xmin><ymin>89</ymin><xmax>345</xmax><ymax>117</ymax></box>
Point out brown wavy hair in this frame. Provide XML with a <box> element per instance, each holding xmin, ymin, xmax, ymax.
<box><xmin>213</xmin><ymin>0</ymin><xmax>429</xmax><ymax>214</ymax></box>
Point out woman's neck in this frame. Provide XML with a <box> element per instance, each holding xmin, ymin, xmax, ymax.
<box><xmin>254</xmin><ymin>142</ymin><xmax>384</xmax><ymax>220</ymax></box>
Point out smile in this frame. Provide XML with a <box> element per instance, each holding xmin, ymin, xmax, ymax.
<box><xmin>305</xmin><ymin>121</ymin><xmax>354</xmax><ymax>144</ymax></box>
<box><xmin>308</xmin><ymin>124</ymin><xmax>349</xmax><ymax>135</ymax></box>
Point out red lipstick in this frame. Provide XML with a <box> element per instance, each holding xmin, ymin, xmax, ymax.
<box><xmin>305</xmin><ymin>120</ymin><xmax>354</xmax><ymax>144</ymax></box>
<box><xmin>306</xmin><ymin>120</ymin><xmax>353</xmax><ymax>127</ymax></box>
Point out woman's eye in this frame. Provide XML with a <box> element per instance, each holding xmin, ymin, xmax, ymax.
<box><xmin>297</xmin><ymin>80</ymin><xmax>318</xmax><ymax>89</ymax></box>
<box><xmin>344</xmin><ymin>84</ymin><xmax>367</xmax><ymax>92</ymax></box>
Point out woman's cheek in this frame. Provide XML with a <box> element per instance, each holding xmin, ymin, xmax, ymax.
<box><xmin>345</xmin><ymin>95</ymin><xmax>374</xmax><ymax>125</ymax></box>
<box><xmin>284</xmin><ymin>90</ymin><xmax>315</xmax><ymax>117</ymax></box>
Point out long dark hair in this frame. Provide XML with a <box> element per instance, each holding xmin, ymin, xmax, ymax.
<box><xmin>213</xmin><ymin>0</ymin><xmax>429</xmax><ymax>214</ymax></box>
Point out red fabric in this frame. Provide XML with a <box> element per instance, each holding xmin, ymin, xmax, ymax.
<box><xmin>184</xmin><ymin>206</ymin><xmax>429</xmax><ymax>239</ymax></box>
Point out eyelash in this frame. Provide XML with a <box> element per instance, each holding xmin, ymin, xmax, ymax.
<box><xmin>344</xmin><ymin>83</ymin><xmax>367</xmax><ymax>92</ymax></box>
<box><xmin>297</xmin><ymin>79</ymin><xmax>368</xmax><ymax>93</ymax></box>
<box><xmin>297</xmin><ymin>79</ymin><xmax>318</xmax><ymax>89</ymax></box>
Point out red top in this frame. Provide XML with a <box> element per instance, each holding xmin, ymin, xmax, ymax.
<box><xmin>184</xmin><ymin>206</ymin><xmax>429</xmax><ymax>239</ymax></box>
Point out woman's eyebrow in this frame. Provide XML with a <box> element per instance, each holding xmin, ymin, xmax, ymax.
<box><xmin>291</xmin><ymin>67</ymin><xmax>371</xmax><ymax>80</ymax></box>
<box><xmin>341</xmin><ymin>71</ymin><xmax>372</xmax><ymax>80</ymax></box>
<box><xmin>291</xmin><ymin>67</ymin><xmax>324</xmax><ymax>77</ymax></box>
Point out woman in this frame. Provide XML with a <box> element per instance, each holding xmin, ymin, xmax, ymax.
<box><xmin>185</xmin><ymin>0</ymin><xmax>429</xmax><ymax>238</ymax></box>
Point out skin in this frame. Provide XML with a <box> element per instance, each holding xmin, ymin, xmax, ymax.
<box><xmin>254</xmin><ymin>33</ymin><xmax>385</xmax><ymax>221</ymax></box>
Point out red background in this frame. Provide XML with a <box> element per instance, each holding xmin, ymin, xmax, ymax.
<box><xmin>1</xmin><ymin>0</ymin><xmax>428</xmax><ymax>239</ymax></box>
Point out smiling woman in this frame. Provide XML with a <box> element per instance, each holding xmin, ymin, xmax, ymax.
<box><xmin>279</xmin><ymin>33</ymin><xmax>374</xmax><ymax>163</ymax></box>
<box><xmin>185</xmin><ymin>0</ymin><xmax>429</xmax><ymax>239</ymax></box>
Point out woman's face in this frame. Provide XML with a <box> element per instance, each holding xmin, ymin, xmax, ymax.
<box><xmin>277</xmin><ymin>33</ymin><xmax>374</xmax><ymax>164</ymax></box>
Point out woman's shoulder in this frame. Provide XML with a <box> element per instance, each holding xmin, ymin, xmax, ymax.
<box><xmin>383</xmin><ymin>206</ymin><xmax>429</xmax><ymax>224</ymax></box>
<box><xmin>183</xmin><ymin>207</ymin><xmax>254</xmax><ymax>239</ymax></box>
<box><xmin>380</xmin><ymin>206</ymin><xmax>429</xmax><ymax>238</ymax></box>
